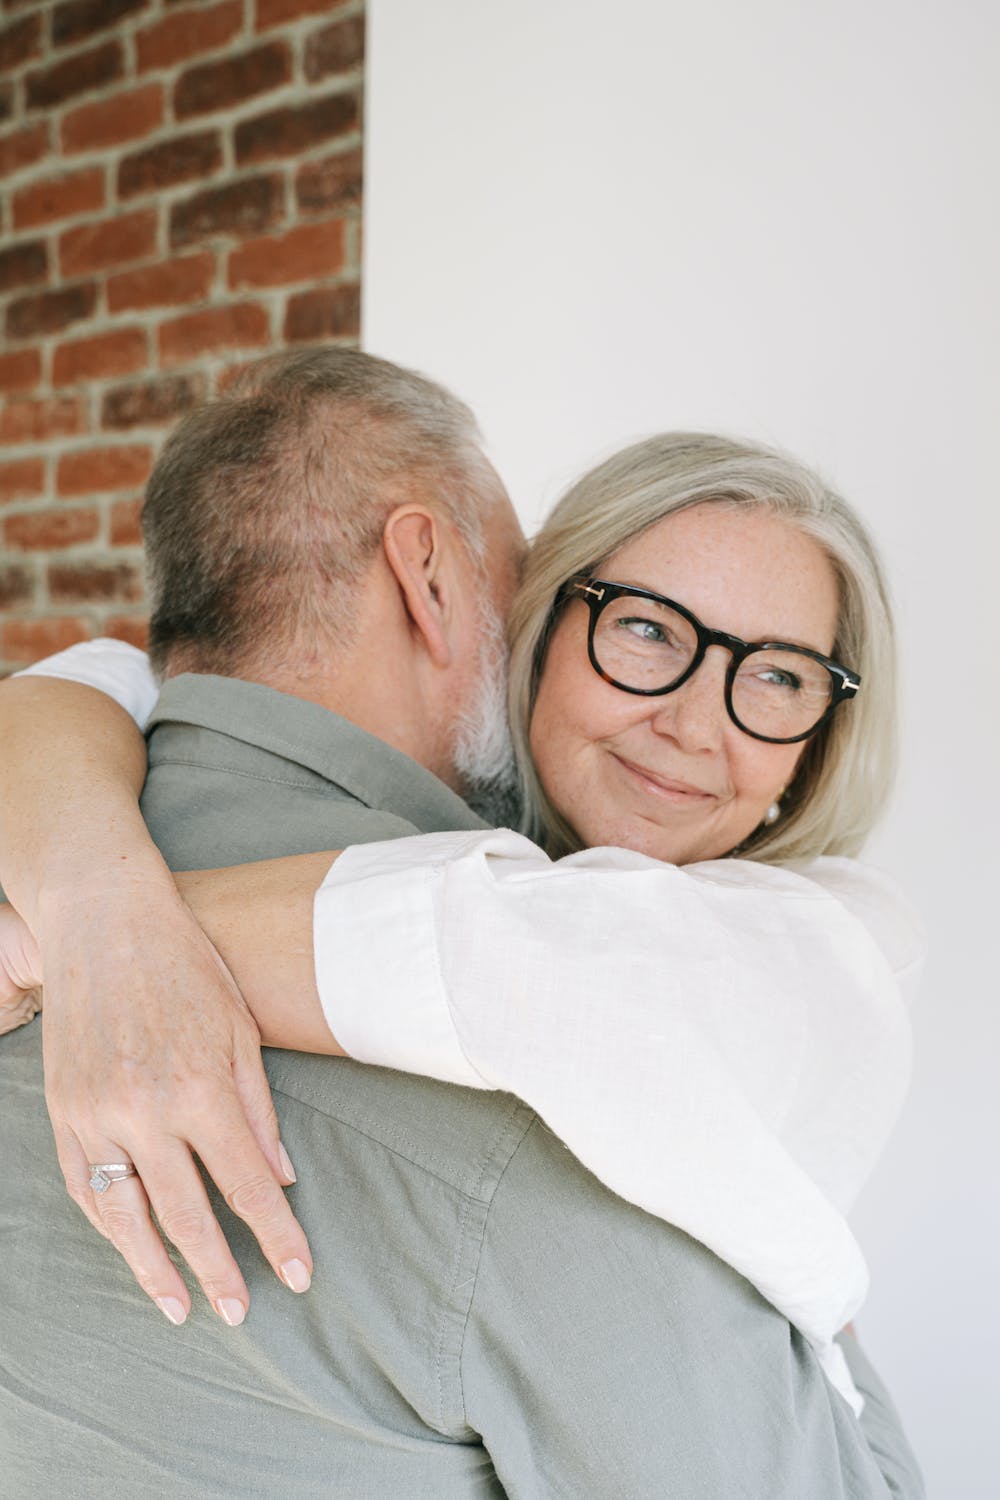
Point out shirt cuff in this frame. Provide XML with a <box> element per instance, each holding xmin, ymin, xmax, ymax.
<box><xmin>313</xmin><ymin>836</ymin><xmax>490</xmax><ymax>1090</ymax></box>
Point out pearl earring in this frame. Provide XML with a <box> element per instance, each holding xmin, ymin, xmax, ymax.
<box><xmin>764</xmin><ymin>801</ymin><xmax>781</xmax><ymax>826</ymax></box>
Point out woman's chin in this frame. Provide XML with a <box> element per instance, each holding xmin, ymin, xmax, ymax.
<box><xmin>569</xmin><ymin>810</ymin><xmax>732</xmax><ymax>866</ymax></box>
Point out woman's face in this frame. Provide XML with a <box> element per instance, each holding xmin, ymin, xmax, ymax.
<box><xmin>528</xmin><ymin>503</ymin><xmax>841</xmax><ymax>864</ymax></box>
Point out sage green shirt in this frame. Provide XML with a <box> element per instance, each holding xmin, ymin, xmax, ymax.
<box><xmin>0</xmin><ymin>675</ymin><xmax>924</xmax><ymax>1497</ymax></box>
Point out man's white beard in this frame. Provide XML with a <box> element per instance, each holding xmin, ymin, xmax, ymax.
<box><xmin>452</xmin><ymin>597</ymin><xmax>521</xmax><ymax>827</ymax></box>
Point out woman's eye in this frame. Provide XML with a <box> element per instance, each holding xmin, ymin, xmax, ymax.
<box><xmin>758</xmin><ymin>667</ymin><xmax>802</xmax><ymax>692</ymax></box>
<box><xmin>617</xmin><ymin>616</ymin><xmax>671</xmax><ymax>644</ymax></box>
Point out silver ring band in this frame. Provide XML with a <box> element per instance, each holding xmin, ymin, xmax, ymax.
<box><xmin>89</xmin><ymin>1162</ymin><xmax>138</xmax><ymax>1194</ymax></box>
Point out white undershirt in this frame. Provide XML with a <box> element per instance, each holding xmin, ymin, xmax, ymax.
<box><xmin>19</xmin><ymin>640</ymin><xmax>925</xmax><ymax>1414</ymax></box>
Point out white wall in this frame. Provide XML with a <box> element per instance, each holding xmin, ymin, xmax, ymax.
<box><xmin>365</xmin><ymin>2</ymin><xmax>999</xmax><ymax>1491</ymax></box>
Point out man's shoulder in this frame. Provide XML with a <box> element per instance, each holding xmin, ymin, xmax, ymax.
<box><xmin>263</xmin><ymin>1050</ymin><xmax>538</xmax><ymax>1204</ymax></box>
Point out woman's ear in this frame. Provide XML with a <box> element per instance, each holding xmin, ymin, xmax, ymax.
<box><xmin>381</xmin><ymin>504</ymin><xmax>455</xmax><ymax>668</ymax></box>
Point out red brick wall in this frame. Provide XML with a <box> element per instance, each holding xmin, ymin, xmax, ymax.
<box><xmin>0</xmin><ymin>0</ymin><xmax>363</xmax><ymax>673</ymax></box>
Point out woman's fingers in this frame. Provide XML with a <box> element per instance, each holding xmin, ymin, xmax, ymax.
<box><xmin>0</xmin><ymin>904</ymin><xmax>43</xmax><ymax>1034</ymax></box>
<box><xmin>51</xmin><ymin>1120</ymin><xmax>112</xmax><ymax>1239</ymax></box>
<box><xmin>191</xmin><ymin>1107</ymin><xmax>312</xmax><ymax>1297</ymax></box>
<box><xmin>230</xmin><ymin>1030</ymin><xmax>298</xmax><ymax>1187</ymax></box>
<box><xmin>82</xmin><ymin>1147</ymin><xmax>196</xmax><ymax>1327</ymax></box>
<box><xmin>0</xmin><ymin>984</ymin><xmax>41</xmax><ymax>1036</ymax></box>
<box><xmin>37</xmin><ymin>883</ymin><xmax>314</xmax><ymax>1315</ymax></box>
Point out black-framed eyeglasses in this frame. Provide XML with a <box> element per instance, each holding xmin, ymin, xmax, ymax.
<box><xmin>560</xmin><ymin>576</ymin><xmax>861</xmax><ymax>745</ymax></box>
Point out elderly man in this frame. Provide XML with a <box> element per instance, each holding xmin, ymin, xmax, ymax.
<box><xmin>0</xmin><ymin>349</ymin><xmax>921</xmax><ymax>1496</ymax></box>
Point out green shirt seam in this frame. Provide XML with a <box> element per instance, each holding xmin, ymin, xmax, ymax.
<box><xmin>148</xmin><ymin>756</ymin><xmax>354</xmax><ymax>794</ymax></box>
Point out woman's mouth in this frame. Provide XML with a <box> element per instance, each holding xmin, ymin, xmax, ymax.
<box><xmin>611</xmin><ymin>754</ymin><xmax>717</xmax><ymax>805</ymax></box>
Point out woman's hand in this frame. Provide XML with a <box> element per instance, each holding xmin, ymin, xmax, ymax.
<box><xmin>0</xmin><ymin>676</ymin><xmax>314</xmax><ymax>1324</ymax></box>
<box><xmin>33</xmin><ymin>870</ymin><xmax>314</xmax><ymax>1327</ymax></box>
<box><xmin>0</xmin><ymin>903</ymin><xmax>42</xmax><ymax>1034</ymax></box>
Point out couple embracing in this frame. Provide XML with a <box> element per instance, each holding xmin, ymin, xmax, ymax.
<box><xmin>0</xmin><ymin>348</ymin><xmax>923</xmax><ymax>1496</ymax></box>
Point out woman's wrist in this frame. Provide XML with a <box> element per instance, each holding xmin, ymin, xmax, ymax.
<box><xmin>31</xmin><ymin>832</ymin><xmax>177</xmax><ymax>942</ymax></box>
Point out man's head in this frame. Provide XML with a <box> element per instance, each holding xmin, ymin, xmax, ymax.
<box><xmin>142</xmin><ymin>347</ymin><xmax>525</xmax><ymax>807</ymax></box>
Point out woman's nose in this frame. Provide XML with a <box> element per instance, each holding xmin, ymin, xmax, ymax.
<box><xmin>648</xmin><ymin>651</ymin><xmax>729</xmax><ymax>753</ymax></box>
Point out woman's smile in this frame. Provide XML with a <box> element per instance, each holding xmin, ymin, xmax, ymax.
<box><xmin>609</xmin><ymin>752</ymin><xmax>720</xmax><ymax>807</ymax></box>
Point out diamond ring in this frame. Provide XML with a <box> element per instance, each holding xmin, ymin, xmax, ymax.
<box><xmin>88</xmin><ymin>1162</ymin><xmax>138</xmax><ymax>1194</ymax></box>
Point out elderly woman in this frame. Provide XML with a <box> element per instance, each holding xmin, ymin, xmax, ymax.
<box><xmin>0</xmin><ymin>433</ymin><xmax>919</xmax><ymax>1416</ymax></box>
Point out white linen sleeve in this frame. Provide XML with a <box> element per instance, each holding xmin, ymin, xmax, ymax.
<box><xmin>13</xmin><ymin>639</ymin><xmax>159</xmax><ymax>730</ymax></box>
<box><xmin>315</xmin><ymin>827</ymin><xmax>922</xmax><ymax>1382</ymax></box>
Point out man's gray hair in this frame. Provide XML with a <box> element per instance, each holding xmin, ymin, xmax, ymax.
<box><xmin>143</xmin><ymin>347</ymin><xmax>507</xmax><ymax>675</ymax></box>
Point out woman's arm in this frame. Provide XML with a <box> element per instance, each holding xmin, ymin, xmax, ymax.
<box><xmin>0</xmin><ymin>669</ymin><xmax>312</xmax><ymax>1327</ymax></box>
<box><xmin>3</xmin><ymin>643</ymin><xmax>920</xmax><ymax>1385</ymax></box>
<box><xmin>3</xmin><ymin>830</ymin><xmax>910</xmax><ymax>1410</ymax></box>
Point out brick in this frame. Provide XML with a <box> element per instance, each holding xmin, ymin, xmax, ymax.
<box><xmin>107</xmin><ymin>252</ymin><xmax>215</xmax><ymax>313</ymax></box>
<box><xmin>0</xmin><ymin>617</ymin><xmax>90</xmax><ymax>662</ymax></box>
<box><xmin>61</xmin><ymin>83</ymin><xmax>164</xmax><ymax>155</ymax></box>
<box><xmin>0</xmin><ymin>12</ymin><xmax>41</xmax><ymax>70</ymax></box>
<box><xmin>136</xmin><ymin>0</ymin><xmax>242</xmax><ymax>73</ymax></box>
<box><xmin>0</xmin><ymin>564</ymin><xmax>34</xmax><ymax>610</ymax></box>
<box><xmin>25</xmin><ymin>40</ymin><xmax>122</xmax><ymax>111</ymax></box>
<box><xmin>0</xmin><ymin>122</ymin><xmax>49</xmax><ymax>179</ymax></box>
<box><xmin>102</xmin><ymin>371</ymin><xmax>204</xmax><ymax>429</ymax></box>
<box><xmin>213</xmin><ymin>357</ymin><xmax>267</xmax><ymax>394</ymax></box>
<box><xmin>284</xmin><ymin>283</ymin><xmax>359</xmax><ymax>343</ymax></box>
<box><xmin>48</xmin><ymin>560</ymin><xmax>145</xmax><ymax>605</ymax></box>
<box><xmin>159</xmin><ymin>302</ymin><xmax>270</xmax><ymax>366</ymax></box>
<box><xmin>53</xmin><ymin>328</ymin><xmax>148</xmax><ymax>385</ymax></box>
<box><xmin>295</xmin><ymin>146</ymin><xmax>362</xmax><ymax>214</ymax></box>
<box><xmin>4</xmin><ymin>509</ymin><xmax>99</xmax><ymax>553</ymax></box>
<box><xmin>13</xmin><ymin>166</ymin><xmax>104</xmax><ymax>231</ymax></box>
<box><xmin>105</xmin><ymin>614</ymin><xmax>149</xmax><ymax>649</ymax></box>
<box><xmin>57</xmin><ymin>444</ymin><xmax>154</xmax><ymax>496</ymax></box>
<box><xmin>235</xmin><ymin>90</ymin><xmax>359</xmax><ymax>166</ymax></box>
<box><xmin>0</xmin><ymin>239</ymin><xmax>47</xmax><ymax>293</ymax></box>
<box><xmin>6</xmin><ymin>282</ymin><xmax>97</xmax><ymax>339</ymax></box>
<box><xmin>256</xmin><ymin>0</ymin><xmax>350</xmax><ymax>30</ymax></box>
<box><xmin>0</xmin><ymin>397</ymin><xmax>85</xmax><ymax>445</ymax></box>
<box><xmin>51</xmin><ymin>0</ymin><xmax>148</xmax><ymax>48</ymax></box>
<box><xmin>169</xmin><ymin>175</ymin><xmax>282</xmax><ymax>249</ymax></box>
<box><xmin>59</xmin><ymin>209</ymin><xmax>158</xmax><ymax>279</ymax></box>
<box><xmin>0</xmin><ymin>84</ymin><xmax>12</xmax><ymax>125</ymax></box>
<box><xmin>228</xmin><ymin>220</ymin><xmax>344</xmax><ymax>290</ymax></box>
<box><xmin>118</xmin><ymin>130</ymin><xmax>222</xmax><ymax>200</ymax></box>
<box><xmin>0</xmin><ymin>457</ymin><xmax>45</xmax><ymax>504</ymax></box>
<box><xmin>304</xmin><ymin>14</ymin><xmax>364</xmax><ymax>82</ymax></box>
<box><xmin>175</xmin><ymin>41</ymin><xmax>290</xmax><ymax>121</ymax></box>
<box><xmin>109</xmin><ymin>496</ymin><xmax>143</xmax><ymax>544</ymax></box>
<box><xmin>0</xmin><ymin>349</ymin><xmax>42</xmax><ymax>394</ymax></box>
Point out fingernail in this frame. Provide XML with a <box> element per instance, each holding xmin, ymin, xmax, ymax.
<box><xmin>279</xmin><ymin>1258</ymin><xmax>311</xmax><ymax>1293</ymax></box>
<box><xmin>277</xmin><ymin>1142</ymin><xmax>297</xmax><ymax>1184</ymax></box>
<box><xmin>156</xmin><ymin>1297</ymin><xmax>187</xmax><ymax>1327</ymax></box>
<box><xmin>215</xmin><ymin>1298</ymin><xmax>246</xmax><ymax>1327</ymax></box>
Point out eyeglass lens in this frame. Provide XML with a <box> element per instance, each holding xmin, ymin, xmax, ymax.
<box><xmin>592</xmin><ymin>594</ymin><xmax>835</xmax><ymax>739</ymax></box>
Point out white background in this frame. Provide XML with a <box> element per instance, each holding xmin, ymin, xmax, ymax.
<box><xmin>364</xmin><ymin>1</ymin><xmax>999</xmax><ymax>1491</ymax></box>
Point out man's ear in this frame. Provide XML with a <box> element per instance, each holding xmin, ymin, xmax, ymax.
<box><xmin>381</xmin><ymin>504</ymin><xmax>456</xmax><ymax>668</ymax></box>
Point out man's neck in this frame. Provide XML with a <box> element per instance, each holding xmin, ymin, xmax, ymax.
<box><xmin>164</xmin><ymin>652</ymin><xmax>462</xmax><ymax>795</ymax></box>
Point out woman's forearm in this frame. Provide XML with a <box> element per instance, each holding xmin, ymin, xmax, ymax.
<box><xmin>0</xmin><ymin>677</ymin><xmax>168</xmax><ymax>934</ymax></box>
<box><xmin>176</xmin><ymin>854</ymin><xmax>347</xmax><ymax>1056</ymax></box>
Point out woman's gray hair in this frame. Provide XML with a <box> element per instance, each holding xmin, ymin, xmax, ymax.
<box><xmin>508</xmin><ymin>432</ymin><xmax>897</xmax><ymax>864</ymax></box>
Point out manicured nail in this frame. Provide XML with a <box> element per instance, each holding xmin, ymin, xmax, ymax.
<box><xmin>215</xmin><ymin>1298</ymin><xmax>246</xmax><ymax>1327</ymax></box>
<box><xmin>278</xmin><ymin>1142</ymin><xmax>297</xmax><ymax>1184</ymax></box>
<box><xmin>279</xmin><ymin>1258</ymin><xmax>311</xmax><ymax>1293</ymax></box>
<box><xmin>156</xmin><ymin>1297</ymin><xmax>187</xmax><ymax>1326</ymax></box>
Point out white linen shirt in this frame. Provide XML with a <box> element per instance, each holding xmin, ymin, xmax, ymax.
<box><xmin>19</xmin><ymin>640</ymin><xmax>924</xmax><ymax>1412</ymax></box>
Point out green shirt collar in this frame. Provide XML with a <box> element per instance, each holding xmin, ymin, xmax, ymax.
<box><xmin>146</xmin><ymin>673</ymin><xmax>488</xmax><ymax>836</ymax></box>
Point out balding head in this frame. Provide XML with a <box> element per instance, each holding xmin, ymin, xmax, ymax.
<box><xmin>142</xmin><ymin>347</ymin><xmax>511</xmax><ymax>678</ymax></box>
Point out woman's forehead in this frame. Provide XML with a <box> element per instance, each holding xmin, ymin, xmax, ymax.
<box><xmin>603</xmin><ymin>504</ymin><xmax>840</xmax><ymax>650</ymax></box>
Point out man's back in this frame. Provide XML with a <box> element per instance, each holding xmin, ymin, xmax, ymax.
<box><xmin>0</xmin><ymin>676</ymin><xmax>923</xmax><ymax>1497</ymax></box>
